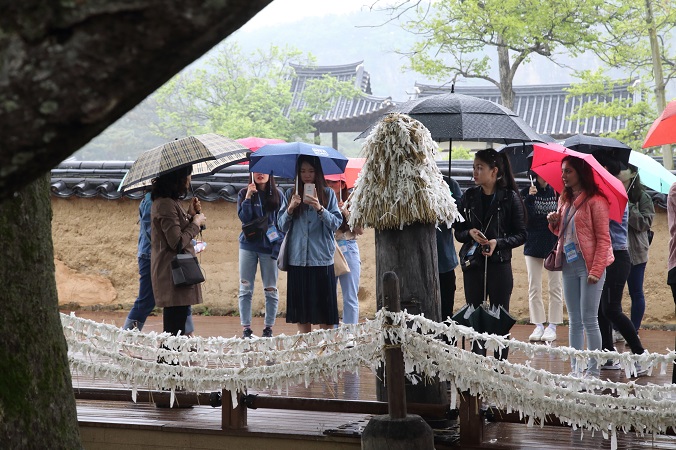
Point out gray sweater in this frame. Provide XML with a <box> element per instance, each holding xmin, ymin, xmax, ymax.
<box><xmin>628</xmin><ymin>191</ymin><xmax>655</xmax><ymax>265</ymax></box>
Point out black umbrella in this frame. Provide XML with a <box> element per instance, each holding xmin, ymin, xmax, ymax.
<box><xmin>356</xmin><ymin>93</ymin><xmax>543</xmax><ymax>145</ymax></box>
<box><xmin>497</xmin><ymin>142</ymin><xmax>534</xmax><ymax>175</ymax></box>
<box><xmin>563</xmin><ymin>134</ymin><xmax>631</xmax><ymax>166</ymax></box>
<box><xmin>452</xmin><ymin>254</ymin><xmax>516</xmax><ymax>336</ymax></box>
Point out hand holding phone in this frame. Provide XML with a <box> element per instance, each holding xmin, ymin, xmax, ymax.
<box><xmin>303</xmin><ymin>183</ymin><xmax>315</xmax><ymax>201</ymax></box>
<box><xmin>476</xmin><ymin>231</ymin><xmax>487</xmax><ymax>241</ymax></box>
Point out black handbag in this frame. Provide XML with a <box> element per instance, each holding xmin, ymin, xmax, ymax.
<box><xmin>242</xmin><ymin>214</ymin><xmax>269</xmax><ymax>242</ymax></box>
<box><xmin>458</xmin><ymin>241</ymin><xmax>482</xmax><ymax>272</ymax></box>
<box><xmin>171</xmin><ymin>252</ymin><xmax>205</xmax><ymax>286</ymax></box>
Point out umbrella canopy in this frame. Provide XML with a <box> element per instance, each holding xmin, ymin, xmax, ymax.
<box><xmin>628</xmin><ymin>151</ymin><xmax>676</xmax><ymax>194</ymax></box>
<box><xmin>236</xmin><ymin>136</ymin><xmax>286</xmax><ymax>152</ymax></box>
<box><xmin>356</xmin><ymin>93</ymin><xmax>543</xmax><ymax>144</ymax></box>
<box><xmin>497</xmin><ymin>142</ymin><xmax>535</xmax><ymax>174</ymax></box>
<box><xmin>324</xmin><ymin>157</ymin><xmax>365</xmax><ymax>189</ymax></box>
<box><xmin>249</xmin><ymin>142</ymin><xmax>348</xmax><ymax>179</ymax></box>
<box><xmin>236</xmin><ymin>137</ymin><xmax>286</xmax><ymax>165</ymax></box>
<box><xmin>531</xmin><ymin>142</ymin><xmax>628</xmax><ymax>222</ymax></box>
<box><xmin>563</xmin><ymin>134</ymin><xmax>631</xmax><ymax>166</ymax></box>
<box><xmin>467</xmin><ymin>304</ymin><xmax>516</xmax><ymax>337</ymax></box>
<box><xmin>119</xmin><ymin>134</ymin><xmax>248</xmax><ymax>192</ymax></box>
<box><xmin>643</xmin><ymin>100</ymin><xmax>676</xmax><ymax>148</ymax></box>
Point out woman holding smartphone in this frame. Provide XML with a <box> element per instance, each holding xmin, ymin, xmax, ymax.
<box><xmin>325</xmin><ymin>176</ymin><xmax>364</xmax><ymax>325</ymax></box>
<box><xmin>454</xmin><ymin>148</ymin><xmax>527</xmax><ymax>358</ymax></box>
<box><xmin>547</xmin><ymin>156</ymin><xmax>613</xmax><ymax>379</ymax></box>
<box><xmin>278</xmin><ymin>155</ymin><xmax>343</xmax><ymax>333</ymax></box>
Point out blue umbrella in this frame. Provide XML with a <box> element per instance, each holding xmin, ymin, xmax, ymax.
<box><xmin>249</xmin><ymin>142</ymin><xmax>349</xmax><ymax>179</ymax></box>
<box><xmin>628</xmin><ymin>151</ymin><xmax>676</xmax><ymax>194</ymax></box>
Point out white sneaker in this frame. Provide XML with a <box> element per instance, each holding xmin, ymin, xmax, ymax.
<box><xmin>600</xmin><ymin>360</ymin><xmax>621</xmax><ymax>370</ymax></box>
<box><xmin>613</xmin><ymin>330</ymin><xmax>625</xmax><ymax>343</ymax></box>
<box><xmin>635</xmin><ymin>363</ymin><xmax>651</xmax><ymax>377</ymax></box>
<box><xmin>529</xmin><ymin>327</ymin><xmax>544</xmax><ymax>341</ymax></box>
<box><xmin>541</xmin><ymin>327</ymin><xmax>557</xmax><ymax>342</ymax></box>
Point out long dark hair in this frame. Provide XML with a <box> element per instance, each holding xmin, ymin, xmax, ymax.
<box><xmin>294</xmin><ymin>155</ymin><xmax>329</xmax><ymax>215</ymax></box>
<box><xmin>251</xmin><ymin>173</ymin><xmax>281</xmax><ymax>212</ymax></box>
<box><xmin>475</xmin><ymin>148</ymin><xmax>520</xmax><ymax>194</ymax></box>
<box><xmin>560</xmin><ymin>155</ymin><xmax>602</xmax><ymax>204</ymax></box>
<box><xmin>151</xmin><ymin>165</ymin><xmax>192</xmax><ymax>200</ymax></box>
<box><xmin>626</xmin><ymin>166</ymin><xmax>644</xmax><ymax>204</ymax></box>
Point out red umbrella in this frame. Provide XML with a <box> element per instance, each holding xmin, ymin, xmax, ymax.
<box><xmin>643</xmin><ymin>100</ymin><xmax>676</xmax><ymax>148</ymax></box>
<box><xmin>325</xmin><ymin>157</ymin><xmax>365</xmax><ymax>189</ymax></box>
<box><xmin>531</xmin><ymin>142</ymin><xmax>628</xmax><ymax>222</ymax></box>
<box><xmin>236</xmin><ymin>137</ymin><xmax>286</xmax><ymax>164</ymax></box>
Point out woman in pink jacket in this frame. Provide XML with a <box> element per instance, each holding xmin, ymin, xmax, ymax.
<box><xmin>547</xmin><ymin>156</ymin><xmax>614</xmax><ymax>379</ymax></box>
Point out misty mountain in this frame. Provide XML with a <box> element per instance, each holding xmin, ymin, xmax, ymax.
<box><xmin>74</xmin><ymin>7</ymin><xmax>638</xmax><ymax>160</ymax></box>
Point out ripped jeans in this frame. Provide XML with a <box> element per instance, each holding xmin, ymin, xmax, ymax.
<box><xmin>238</xmin><ymin>248</ymin><xmax>279</xmax><ymax>328</ymax></box>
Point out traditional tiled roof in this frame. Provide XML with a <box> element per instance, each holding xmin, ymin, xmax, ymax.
<box><xmin>288</xmin><ymin>62</ymin><xmax>394</xmax><ymax>132</ymax></box>
<box><xmin>414</xmin><ymin>81</ymin><xmax>638</xmax><ymax>138</ymax></box>
<box><xmin>50</xmin><ymin>161</ymin><xmax>256</xmax><ymax>202</ymax></box>
<box><xmin>50</xmin><ymin>160</ymin><xmax>667</xmax><ymax>208</ymax></box>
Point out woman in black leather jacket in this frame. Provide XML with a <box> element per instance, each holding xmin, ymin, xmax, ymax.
<box><xmin>454</xmin><ymin>148</ymin><xmax>527</xmax><ymax>356</ymax></box>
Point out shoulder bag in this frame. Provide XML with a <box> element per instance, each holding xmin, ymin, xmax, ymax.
<box><xmin>544</xmin><ymin>198</ymin><xmax>588</xmax><ymax>271</ymax></box>
<box><xmin>277</xmin><ymin>221</ymin><xmax>292</xmax><ymax>272</ymax></box>
<box><xmin>242</xmin><ymin>214</ymin><xmax>269</xmax><ymax>242</ymax></box>
<box><xmin>171</xmin><ymin>251</ymin><xmax>205</xmax><ymax>286</ymax></box>
<box><xmin>171</xmin><ymin>229</ymin><xmax>205</xmax><ymax>286</ymax></box>
<box><xmin>334</xmin><ymin>240</ymin><xmax>350</xmax><ymax>276</ymax></box>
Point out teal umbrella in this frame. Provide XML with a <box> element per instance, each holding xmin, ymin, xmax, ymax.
<box><xmin>628</xmin><ymin>151</ymin><xmax>676</xmax><ymax>195</ymax></box>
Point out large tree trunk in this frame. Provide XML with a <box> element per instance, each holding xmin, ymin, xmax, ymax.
<box><xmin>644</xmin><ymin>0</ymin><xmax>672</xmax><ymax>169</ymax></box>
<box><xmin>375</xmin><ymin>224</ymin><xmax>448</xmax><ymax>417</ymax></box>
<box><xmin>0</xmin><ymin>0</ymin><xmax>272</xmax><ymax>201</ymax></box>
<box><xmin>497</xmin><ymin>38</ymin><xmax>515</xmax><ymax>111</ymax></box>
<box><xmin>0</xmin><ymin>175</ymin><xmax>81</xmax><ymax>449</ymax></box>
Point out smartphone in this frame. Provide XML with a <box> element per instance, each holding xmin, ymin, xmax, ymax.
<box><xmin>303</xmin><ymin>183</ymin><xmax>315</xmax><ymax>200</ymax></box>
<box><xmin>476</xmin><ymin>231</ymin><xmax>487</xmax><ymax>241</ymax></box>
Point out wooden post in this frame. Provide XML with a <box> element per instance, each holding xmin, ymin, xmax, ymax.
<box><xmin>383</xmin><ymin>271</ymin><xmax>406</xmax><ymax>419</ymax></box>
<box><xmin>361</xmin><ymin>271</ymin><xmax>435</xmax><ymax>450</ymax></box>
<box><xmin>459</xmin><ymin>393</ymin><xmax>483</xmax><ymax>445</ymax></box>
<box><xmin>375</xmin><ymin>224</ymin><xmax>448</xmax><ymax>412</ymax></box>
<box><xmin>221</xmin><ymin>389</ymin><xmax>246</xmax><ymax>430</ymax></box>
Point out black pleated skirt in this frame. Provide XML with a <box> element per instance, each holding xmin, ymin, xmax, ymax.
<box><xmin>286</xmin><ymin>265</ymin><xmax>339</xmax><ymax>325</ymax></box>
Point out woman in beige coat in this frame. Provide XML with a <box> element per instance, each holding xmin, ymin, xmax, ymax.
<box><xmin>150</xmin><ymin>166</ymin><xmax>206</xmax><ymax>336</ymax></box>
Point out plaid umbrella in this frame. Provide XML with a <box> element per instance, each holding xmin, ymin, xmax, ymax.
<box><xmin>119</xmin><ymin>134</ymin><xmax>248</xmax><ymax>193</ymax></box>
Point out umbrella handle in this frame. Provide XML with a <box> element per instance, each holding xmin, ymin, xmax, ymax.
<box><xmin>484</xmin><ymin>254</ymin><xmax>488</xmax><ymax>306</ymax></box>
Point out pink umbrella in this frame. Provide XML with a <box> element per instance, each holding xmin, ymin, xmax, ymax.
<box><xmin>324</xmin><ymin>158</ymin><xmax>365</xmax><ymax>189</ymax></box>
<box><xmin>531</xmin><ymin>142</ymin><xmax>628</xmax><ymax>222</ymax></box>
<box><xmin>236</xmin><ymin>137</ymin><xmax>286</xmax><ymax>165</ymax></box>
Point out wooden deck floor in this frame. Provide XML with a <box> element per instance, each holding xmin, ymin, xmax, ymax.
<box><xmin>69</xmin><ymin>311</ymin><xmax>676</xmax><ymax>449</ymax></box>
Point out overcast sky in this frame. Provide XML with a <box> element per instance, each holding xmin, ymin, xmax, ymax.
<box><xmin>242</xmin><ymin>0</ymin><xmax>384</xmax><ymax>30</ymax></box>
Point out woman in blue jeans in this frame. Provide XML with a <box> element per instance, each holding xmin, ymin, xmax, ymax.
<box><xmin>325</xmin><ymin>177</ymin><xmax>363</xmax><ymax>324</ymax></box>
<box><xmin>621</xmin><ymin>167</ymin><xmax>654</xmax><ymax>331</ymax></box>
<box><xmin>237</xmin><ymin>172</ymin><xmax>284</xmax><ymax>338</ymax></box>
<box><xmin>547</xmin><ymin>156</ymin><xmax>613</xmax><ymax>379</ymax></box>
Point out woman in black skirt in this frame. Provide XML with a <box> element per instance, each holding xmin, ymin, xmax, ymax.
<box><xmin>278</xmin><ymin>155</ymin><xmax>343</xmax><ymax>333</ymax></box>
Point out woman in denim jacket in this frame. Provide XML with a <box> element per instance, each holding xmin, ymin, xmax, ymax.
<box><xmin>237</xmin><ymin>172</ymin><xmax>285</xmax><ymax>338</ymax></box>
<box><xmin>278</xmin><ymin>155</ymin><xmax>342</xmax><ymax>333</ymax></box>
<box><xmin>325</xmin><ymin>176</ymin><xmax>364</xmax><ymax>325</ymax></box>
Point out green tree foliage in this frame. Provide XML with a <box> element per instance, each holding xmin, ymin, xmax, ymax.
<box><xmin>566</xmin><ymin>71</ymin><xmax>655</xmax><ymax>151</ymax></box>
<box><xmin>567</xmin><ymin>1</ymin><xmax>676</xmax><ymax>161</ymax></box>
<box><xmin>153</xmin><ymin>43</ymin><xmax>361</xmax><ymax>142</ymax></box>
<box><xmin>398</xmin><ymin>0</ymin><xmax>603</xmax><ymax>109</ymax></box>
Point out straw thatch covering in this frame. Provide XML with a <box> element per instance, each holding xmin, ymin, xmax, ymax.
<box><xmin>348</xmin><ymin>113</ymin><xmax>463</xmax><ymax>231</ymax></box>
